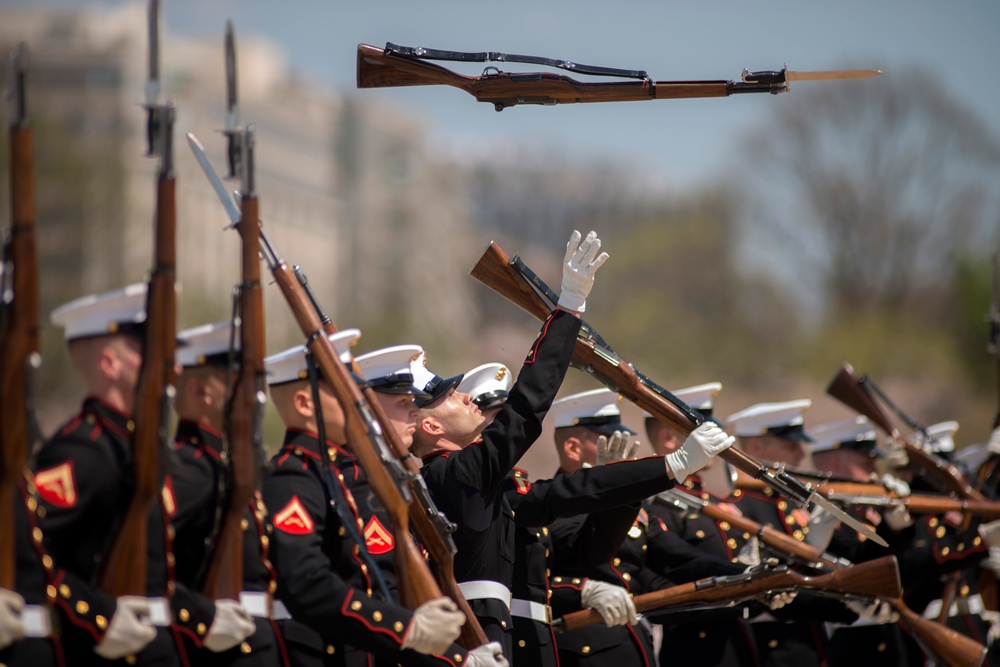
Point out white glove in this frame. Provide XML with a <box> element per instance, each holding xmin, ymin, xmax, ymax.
<box><xmin>401</xmin><ymin>597</ymin><xmax>465</xmax><ymax>655</ymax></box>
<box><xmin>845</xmin><ymin>599</ymin><xmax>899</xmax><ymax>625</ymax></box>
<box><xmin>665</xmin><ymin>422</ymin><xmax>735</xmax><ymax>482</ymax></box>
<box><xmin>803</xmin><ymin>506</ymin><xmax>839</xmax><ymax>551</ymax></box>
<box><xmin>94</xmin><ymin>596</ymin><xmax>157</xmax><ymax>659</ymax></box>
<box><xmin>766</xmin><ymin>591</ymin><xmax>797</xmax><ymax>611</ymax></box>
<box><xmin>466</xmin><ymin>641</ymin><xmax>510</xmax><ymax>667</ymax></box>
<box><xmin>875</xmin><ymin>439</ymin><xmax>909</xmax><ymax>476</ymax></box>
<box><xmin>980</xmin><ymin>520</ymin><xmax>1000</xmax><ymax>577</ymax></box>
<box><xmin>580</xmin><ymin>579</ymin><xmax>638</xmax><ymax>627</ymax></box>
<box><xmin>0</xmin><ymin>588</ymin><xmax>25</xmax><ymax>651</ymax></box>
<box><xmin>736</xmin><ymin>536</ymin><xmax>762</xmax><ymax>568</ymax></box>
<box><xmin>596</xmin><ymin>430</ymin><xmax>639</xmax><ymax>466</ymax></box>
<box><xmin>203</xmin><ymin>599</ymin><xmax>255</xmax><ymax>652</ymax></box>
<box><xmin>557</xmin><ymin>230</ymin><xmax>609</xmax><ymax>313</ymax></box>
<box><xmin>880</xmin><ymin>474</ymin><xmax>913</xmax><ymax>530</ymax></box>
<box><xmin>982</xmin><ymin>609</ymin><xmax>1000</xmax><ymax>645</ymax></box>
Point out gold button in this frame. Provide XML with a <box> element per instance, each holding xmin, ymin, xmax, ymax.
<box><xmin>877</xmin><ymin>642</ymin><xmax>886</xmax><ymax>652</ymax></box>
<box><xmin>727</xmin><ymin>538</ymin><xmax>738</xmax><ymax>549</ymax></box>
<box><xmin>641</xmin><ymin>544</ymin><xmax>647</xmax><ymax>551</ymax></box>
<box><xmin>501</xmin><ymin>620</ymin><xmax>507</xmax><ymax>628</ymax></box>
<box><xmin>197</xmin><ymin>623</ymin><xmax>207</xmax><ymax>635</ymax></box>
<box><xmin>241</xmin><ymin>518</ymin><xmax>250</xmax><ymax>530</ymax></box>
<box><xmin>76</xmin><ymin>600</ymin><xmax>89</xmax><ymax>614</ymax></box>
<box><xmin>351</xmin><ymin>601</ymin><xmax>362</xmax><ymax>611</ymax></box>
<box><xmin>42</xmin><ymin>555</ymin><xmax>53</xmax><ymax>569</ymax></box>
<box><xmin>733</xmin><ymin>489</ymin><xmax>742</xmax><ymax>497</ymax></box>
<box><xmin>732</xmin><ymin>558</ymin><xmax>739</xmax><ymax>563</ymax></box>
<box><xmin>941</xmin><ymin>547</ymin><xmax>950</xmax><ymax>556</ymax></box>
<box><xmin>361</xmin><ymin>564</ymin><xmax>368</xmax><ymax>573</ymax></box>
<box><xmin>743</xmin><ymin>532</ymin><xmax>750</xmax><ymax>539</ymax></box>
<box><xmin>261</xmin><ymin>536</ymin><xmax>269</xmax><ymax>548</ymax></box>
<box><xmin>554</xmin><ymin>577</ymin><xmax>562</xmax><ymax>583</ymax></box>
<box><xmin>166</xmin><ymin>553</ymin><xmax>175</xmax><ymax>567</ymax></box>
<box><xmin>768</xmin><ymin>639</ymin><xmax>779</xmax><ymax>648</ymax></box>
<box><xmin>326</xmin><ymin>645</ymin><xmax>335</xmax><ymax>655</ymax></box>
<box><xmin>572</xmin><ymin>579</ymin><xmax>581</xmax><ymax>585</ymax></box>
<box><xmin>96</xmin><ymin>615</ymin><xmax>107</xmax><ymax>629</ymax></box>
<box><xmin>46</xmin><ymin>585</ymin><xmax>56</xmax><ymax>600</ymax></box>
<box><xmin>545</xmin><ymin>569</ymin><xmax>550</xmax><ymax>577</ymax></box>
<box><xmin>793</xmin><ymin>530</ymin><xmax>804</xmax><ymax>541</ymax></box>
<box><xmin>961</xmin><ymin>585</ymin><xmax>971</xmax><ymax>596</ymax></box>
<box><xmin>928</xmin><ymin>517</ymin><xmax>939</xmax><ymax>528</ymax></box>
<box><xmin>454</xmin><ymin>654</ymin><xmax>463</xmax><ymax>662</ymax></box>
<box><xmin>622</xmin><ymin>572</ymin><xmax>631</xmax><ymax>581</ymax></box>
<box><xmin>518</xmin><ymin>640</ymin><xmax>526</xmax><ymax>648</ymax></box>
<box><xmin>27</xmin><ymin>497</ymin><xmax>37</xmax><ymax>511</ymax></box>
<box><xmin>168</xmin><ymin>582</ymin><xmax>176</xmax><ymax>594</ymax></box>
<box><xmin>545</xmin><ymin>549</ymin><xmax>550</xmax><ymax>558</ymax></box>
<box><xmin>974</xmin><ymin>536</ymin><xmax>983</xmax><ymax>546</ymax></box>
<box><xmin>179</xmin><ymin>609</ymin><xmax>190</xmax><ymax>622</ymax></box>
<box><xmin>32</xmin><ymin>527</ymin><xmax>43</xmax><ymax>543</ymax></box>
<box><xmin>373</xmin><ymin>611</ymin><xmax>382</xmax><ymax>622</ymax></box>
<box><xmin>268</xmin><ymin>580</ymin><xmax>278</xmax><ymax>594</ymax></box>
<box><xmin>357</xmin><ymin>518</ymin><xmax>364</xmax><ymax>529</ymax></box>
<box><xmin>394</xmin><ymin>621</ymin><xmax>404</xmax><ymax>632</ymax></box>
<box><xmin>126</xmin><ymin>419</ymin><xmax>135</xmax><ymax>432</ymax></box>
<box><xmin>294</xmin><ymin>449</ymin><xmax>303</xmax><ymax>456</ymax></box>
<box><xmin>339</xmin><ymin>526</ymin><xmax>346</xmax><ymax>537</ymax></box>
<box><xmin>582</xmin><ymin>646</ymin><xmax>591</xmax><ymax>654</ymax></box>
<box><xmin>59</xmin><ymin>584</ymin><xmax>71</xmax><ymax>598</ymax></box>
<box><xmin>85</xmin><ymin>415</ymin><xmax>96</xmax><ymax>424</ymax></box>
<box><xmin>698</xmin><ymin>630</ymin><xmax>707</xmax><ymax>638</ymax></box>
<box><xmin>126</xmin><ymin>656</ymin><xmax>137</xmax><ymax>665</ymax></box>
<box><xmin>777</xmin><ymin>501</ymin><xmax>787</xmax><ymax>511</ymax></box>
<box><xmin>36</xmin><ymin>507</ymin><xmax>45</xmax><ymax>518</ymax></box>
<box><xmin>240</xmin><ymin>642</ymin><xmax>252</xmax><ymax>654</ymax></box>
<box><xmin>328</xmin><ymin>448</ymin><xmax>337</xmax><ymax>460</ymax></box>
<box><xmin>785</xmin><ymin>516</ymin><xmax>795</xmax><ymax>525</ymax></box>
<box><xmin>542</xmin><ymin>527</ymin><xmax>549</xmax><ymax>536</ymax></box>
<box><xmin>167</xmin><ymin>525</ymin><xmax>175</xmax><ymax>540</ymax></box>
<box><xmin>958</xmin><ymin>543</ymin><xmax>965</xmax><ymax>553</ymax></box>
<box><xmin>719</xmin><ymin>521</ymin><xmax>730</xmax><ymax>531</ymax></box>
<box><xmin>935</xmin><ymin>526</ymin><xmax>947</xmax><ymax>539</ymax></box>
<box><xmin>613</xmin><ymin>557</ymin><xmax>621</xmax><ymax>566</ymax></box>
<box><xmin>695</xmin><ymin>530</ymin><xmax>705</xmax><ymax>539</ymax></box>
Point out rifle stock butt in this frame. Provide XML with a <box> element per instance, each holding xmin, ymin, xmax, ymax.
<box><xmin>825</xmin><ymin>364</ymin><xmax>895</xmax><ymax>434</ymax></box>
<box><xmin>893</xmin><ymin>599</ymin><xmax>987</xmax><ymax>667</ymax></box>
<box><xmin>469</xmin><ymin>242</ymin><xmax>553</xmax><ymax>321</ymax></box>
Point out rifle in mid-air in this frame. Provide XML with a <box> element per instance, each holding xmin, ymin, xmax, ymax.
<box><xmin>826</xmin><ymin>363</ymin><xmax>987</xmax><ymax>501</ymax></box>
<box><xmin>990</xmin><ymin>253</ymin><xmax>999</xmax><ymax>431</ymax></box>
<box><xmin>555</xmin><ymin>556</ymin><xmax>901</xmax><ymax>633</ymax></box>
<box><xmin>469</xmin><ymin>241</ymin><xmax>886</xmax><ymax>546</ymax></box>
<box><xmin>99</xmin><ymin>0</ymin><xmax>177</xmax><ymax>597</ymax></box>
<box><xmin>655</xmin><ymin>489</ymin><xmax>987</xmax><ymax>667</ymax></box>
<box><xmin>198</xmin><ymin>22</ymin><xmax>267</xmax><ymax>602</ymax></box>
<box><xmin>357</xmin><ymin>42</ymin><xmax>881</xmax><ymax>112</ymax></box>
<box><xmin>0</xmin><ymin>43</ymin><xmax>39</xmax><ymax>589</ymax></box>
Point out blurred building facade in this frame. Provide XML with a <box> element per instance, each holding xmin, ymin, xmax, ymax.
<box><xmin>0</xmin><ymin>3</ymin><xmax>476</xmax><ymax>424</ymax></box>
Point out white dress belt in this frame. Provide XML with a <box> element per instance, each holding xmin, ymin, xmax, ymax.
<box><xmin>239</xmin><ymin>591</ymin><xmax>272</xmax><ymax>619</ymax></box>
<box><xmin>272</xmin><ymin>599</ymin><xmax>293</xmax><ymax>620</ymax></box>
<box><xmin>457</xmin><ymin>581</ymin><xmax>512</xmax><ymax>610</ymax></box>
<box><xmin>923</xmin><ymin>593</ymin><xmax>985</xmax><ymax>619</ymax></box>
<box><xmin>22</xmin><ymin>605</ymin><xmax>51</xmax><ymax>637</ymax></box>
<box><xmin>147</xmin><ymin>597</ymin><xmax>171</xmax><ymax>626</ymax></box>
<box><xmin>510</xmin><ymin>599</ymin><xmax>551</xmax><ymax>624</ymax></box>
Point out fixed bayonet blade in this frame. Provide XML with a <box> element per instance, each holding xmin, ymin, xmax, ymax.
<box><xmin>186</xmin><ymin>132</ymin><xmax>241</xmax><ymax>226</ymax></box>
<box><xmin>145</xmin><ymin>0</ymin><xmax>160</xmax><ymax>106</ymax></box>
<box><xmin>7</xmin><ymin>43</ymin><xmax>27</xmax><ymax>128</ymax></box>
<box><xmin>810</xmin><ymin>492</ymin><xmax>889</xmax><ymax>547</ymax></box>
<box><xmin>224</xmin><ymin>20</ymin><xmax>239</xmax><ymax>131</ymax></box>
<box><xmin>786</xmin><ymin>69</ymin><xmax>882</xmax><ymax>81</ymax></box>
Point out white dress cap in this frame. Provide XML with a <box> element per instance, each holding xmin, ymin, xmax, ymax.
<box><xmin>924</xmin><ymin>420</ymin><xmax>959</xmax><ymax>453</ymax></box>
<box><xmin>355</xmin><ymin>344</ymin><xmax>430</xmax><ymax>397</ymax></box>
<box><xmin>549</xmin><ymin>387</ymin><xmax>634</xmax><ymax>435</ymax></box>
<box><xmin>50</xmin><ymin>283</ymin><xmax>147</xmax><ymax>341</ymax></box>
<box><xmin>176</xmin><ymin>321</ymin><xmax>236</xmax><ymax>368</ymax></box>
<box><xmin>408</xmin><ymin>350</ymin><xmax>463</xmax><ymax>407</ymax></box>
<box><xmin>808</xmin><ymin>416</ymin><xmax>877</xmax><ymax>454</ymax></box>
<box><xmin>726</xmin><ymin>399</ymin><xmax>813</xmax><ymax>441</ymax></box>
<box><xmin>457</xmin><ymin>363</ymin><xmax>513</xmax><ymax>409</ymax></box>
<box><xmin>264</xmin><ymin>328</ymin><xmax>361</xmax><ymax>386</ymax></box>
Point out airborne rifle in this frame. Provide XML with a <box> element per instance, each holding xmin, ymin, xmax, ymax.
<box><xmin>556</xmin><ymin>556</ymin><xmax>901</xmax><ymax>633</ymax></box>
<box><xmin>990</xmin><ymin>253</ymin><xmax>1000</xmax><ymax>431</ymax></box>
<box><xmin>197</xmin><ymin>24</ymin><xmax>267</xmax><ymax>601</ymax></box>
<box><xmin>469</xmin><ymin>241</ymin><xmax>886</xmax><ymax>546</ymax></box>
<box><xmin>0</xmin><ymin>43</ymin><xmax>39</xmax><ymax>589</ymax></box>
<box><xmin>98</xmin><ymin>0</ymin><xmax>177</xmax><ymax>597</ymax></box>
<box><xmin>826</xmin><ymin>363</ymin><xmax>988</xmax><ymax>501</ymax></box>
<box><xmin>357</xmin><ymin>42</ymin><xmax>881</xmax><ymax>112</ymax></box>
<box><xmin>656</xmin><ymin>489</ymin><xmax>987</xmax><ymax>667</ymax></box>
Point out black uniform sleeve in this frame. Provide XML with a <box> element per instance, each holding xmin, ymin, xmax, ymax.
<box><xmin>439</xmin><ymin>310</ymin><xmax>581</xmax><ymax>496</ymax></box>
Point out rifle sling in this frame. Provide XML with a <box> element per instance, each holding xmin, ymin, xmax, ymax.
<box><xmin>384</xmin><ymin>42</ymin><xmax>650</xmax><ymax>80</ymax></box>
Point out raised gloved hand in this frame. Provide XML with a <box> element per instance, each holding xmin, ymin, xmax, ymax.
<box><xmin>736</xmin><ymin>536</ymin><xmax>762</xmax><ymax>568</ymax></box>
<box><xmin>765</xmin><ymin>591</ymin><xmax>797</xmax><ymax>611</ymax></box>
<box><xmin>880</xmin><ymin>474</ymin><xmax>913</xmax><ymax>530</ymax></box>
<box><xmin>803</xmin><ymin>506</ymin><xmax>839</xmax><ymax>551</ymax></box>
<box><xmin>580</xmin><ymin>579</ymin><xmax>638</xmax><ymax>627</ymax></box>
<box><xmin>596</xmin><ymin>430</ymin><xmax>639</xmax><ymax>466</ymax></box>
<box><xmin>0</xmin><ymin>588</ymin><xmax>25</xmax><ymax>651</ymax></box>
<box><xmin>665</xmin><ymin>422</ymin><xmax>735</xmax><ymax>482</ymax></box>
<box><xmin>401</xmin><ymin>597</ymin><xmax>465</xmax><ymax>655</ymax></box>
<box><xmin>845</xmin><ymin>599</ymin><xmax>899</xmax><ymax>625</ymax></box>
<box><xmin>874</xmin><ymin>439</ymin><xmax>909</xmax><ymax>476</ymax></box>
<box><xmin>466</xmin><ymin>642</ymin><xmax>510</xmax><ymax>667</ymax></box>
<box><xmin>94</xmin><ymin>596</ymin><xmax>157</xmax><ymax>659</ymax></box>
<box><xmin>203</xmin><ymin>599</ymin><xmax>255</xmax><ymax>652</ymax></box>
<box><xmin>557</xmin><ymin>230</ymin><xmax>609</xmax><ymax>313</ymax></box>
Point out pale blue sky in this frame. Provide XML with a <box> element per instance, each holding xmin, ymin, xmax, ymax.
<box><xmin>10</xmin><ymin>0</ymin><xmax>1000</xmax><ymax>188</ymax></box>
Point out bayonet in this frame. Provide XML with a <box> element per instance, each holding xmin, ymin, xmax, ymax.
<box><xmin>144</xmin><ymin>0</ymin><xmax>161</xmax><ymax>156</ymax></box>
<box><xmin>6</xmin><ymin>43</ymin><xmax>27</xmax><ymax>129</ymax></box>
<box><xmin>224</xmin><ymin>21</ymin><xmax>241</xmax><ymax>179</ymax></box>
<box><xmin>742</xmin><ymin>66</ymin><xmax>883</xmax><ymax>93</ymax></box>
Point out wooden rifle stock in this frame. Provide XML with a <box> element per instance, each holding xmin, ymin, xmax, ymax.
<box><xmin>826</xmin><ymin>364</ymin><xmax>985</xmax><ymax>501</ymax></box>
<box><xmin>804</xmin><ymin>481</ymin><xmax>1000</xmax><ymax>519</ymax></box>
<box><xmin>1</xmin><ymin>43</ymin><xmax>37</xmax><ymax>589</ymax></box>
<box><xmin>266</xmin><ymin>261</ymin><xmax>444</xmax><ymax>614</ymax></box>
<box><xmin>99</xmin><ymin>106</ymin><xmax>177</xmax><ymax>597</ymax></box>
<box><xmin>660</xmin><ymin>490</ymin><xmax>987</xmax><ymax>667</ymax></box>
<box><xmin>470</xmin><ymin>241</ymin><xmax>820</xmax><ymax>496</ymax></box>
<box><xmin>200</xmin><ymin>132</ymin><xmax>264</xmax><ymax>600</ymax></box>
<box><xmin>557</xmin><ymin>556</ymin><xmax>902</xmax><ymax>633</ymax></box>
<box><xmin>357</xmin><ymin>44</ymin><xmax>792</xmax><ymax>112</ymax></box>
